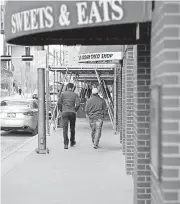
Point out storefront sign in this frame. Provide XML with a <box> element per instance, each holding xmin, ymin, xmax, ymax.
<box><xmin>4</xmin><ymin>1</ymin><xmax>152</xmax><ymax>43</ymax></box>
<box><xmin>78</xmin><ymin>52</ymin><xmax>122</xmax><ymax>63</ymax></box>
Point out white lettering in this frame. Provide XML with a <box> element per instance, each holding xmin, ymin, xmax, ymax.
<box><xmin>76</xmin><ymin>2</ymin><xmax>88</xmax><ymax>25</ymax></box>
<box><xmin>30</xmin><ymin>9</ymin><xmax>38</xmax><ymax>30</ymax></box>
<box><xmin>99</xmin><ymin>0</ymin><xmax>110</xmax><ymax>22</ymax></box>
<box><xmin>14</xmin><ymin>12</ymin><xmax>23</xmax><ymax>32</ymax></box>
<box><xmin>89</xmin><ymin>2</ymin><xmax>102</xmax><ymax>24</ymax></box>
<box><xmin>44</xmin><ymin>6</ymin><xmax>54</xmax><ymax>28</ymax></box>
<box><xmin>110</xmin><ymin>0</ymin><xmax>124</xmax><ymax>20</ymax></box>
<box><xmin>23</xmin><ymin>10</ymin><xmax>30</xmax><ymax>31</ymax></box>
<box><xmin>11</xmin><ymin>15</ymin><xmax>16</xmax><ymax>33</ymax></box>
<box><xmin>37</xmin><ymin>8</ymin><xmax>45</xmax><ymax>29</ymax></box>
<box><xmin>11</xmin><ymin>6</ymin><xmax>54</xmax><ymax>34</ymax></box>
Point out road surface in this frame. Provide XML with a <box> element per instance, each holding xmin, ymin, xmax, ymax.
<box><xmin>1</xmin><ymin>130</ymin><xmax>35</xmax><ymax>162</ymax></box>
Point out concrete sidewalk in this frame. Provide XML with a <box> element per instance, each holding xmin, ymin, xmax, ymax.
<box><xmin>1</xmin><ymin>119</ymin><xmax>133</xmax><ymax>204</ymax></box>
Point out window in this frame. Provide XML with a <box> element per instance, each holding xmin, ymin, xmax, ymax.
<box><xmin>7</xmin><ymin>45</ymin><xmax>12</xmax><ymax>55</ymax></box>
<box><xmin>25</xmin><ymin>61</ymin><xmax>31</xmax><ymax>72</ymax></box>
<box><xmin>25</xmin><ymin>46</ymin><xmax>30</xmax><ymax>55</ymax></box>
<box><xmin>152</xmin><ymin>1</ymin><xmax>155</xmax><ymax>11</ymax></box>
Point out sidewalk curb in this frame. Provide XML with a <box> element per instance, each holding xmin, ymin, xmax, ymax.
<box><xmin>1</xmin><ymin>135</ymin><xmax>38</xmax><ymax>177</ymax></box>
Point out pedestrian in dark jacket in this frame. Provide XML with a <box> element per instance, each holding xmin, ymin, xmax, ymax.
<box><xmin>85</xmin><ymin>88</ymin><xmax>106</xmax><ymax>149</ymax></box>
<box><xmin>58</xmin><ymin>83</ymin><xmax>80</xmax><ymax>149</ymax></box>
<box><xmin>18</xmin><ymin>88</ymin><xmax>22</xmax><ymax>95</ymax></box>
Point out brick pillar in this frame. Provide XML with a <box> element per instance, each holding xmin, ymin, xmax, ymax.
<box><xmin>151</xmin><ymin>1</ymin><xmax>180</xmax><ymax>204</ymax></box>
<box><xmin>122</xmin><ymin>49</ymin><xmax>126</xmax><ymax>154</ymax></box>
<box><xmin>124</xmin><ymin>45</ymin><xmax>134</xmax><ymax>175</ymax></box>
<box><xmin>117</xmin><ymin>63</ymin><xmax>122</xmax><ymax>133</ymax></box>
<box><xmin>120</xmin><ymin>66</ymin><xmax>123</xmax><ymax>143</ymax></box>
<box><xmin>133</xmin><ymin>44</ymin><xmax>151</xmax><ymax>204</ymax></box>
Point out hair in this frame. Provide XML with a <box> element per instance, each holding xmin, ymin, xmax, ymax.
<box><xmin>66</xmin><ymin>83</ymin><xmax>74</xmax><ymax>89</ymax></box>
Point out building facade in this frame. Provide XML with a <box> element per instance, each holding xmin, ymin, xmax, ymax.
<box><xmin>0</xmin><ymin>2</ymin><xmax>13</xmax><ymax>96</ymax></box>
<box><xmin>1</xmin><ymin>2</ymin><xmax>41</xmax><ymax>95</ymax></box>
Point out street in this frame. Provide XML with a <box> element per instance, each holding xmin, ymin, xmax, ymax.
<box><xmin>1</xmin><ymin>130</ymin><xmax>36</xmax><ymax>162</ymax></box>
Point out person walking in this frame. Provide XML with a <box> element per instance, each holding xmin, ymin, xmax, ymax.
<box><xmin>85</xmin><ymin>88</ymin><xmax>107</xmax><ymax>149</ymax></box>
<box><xmin>58</xmin><ymin>83</ymin><xmax>80</xmax><ymax>149</ymax></box>
<box><xmin>18</xmin><ymin>88</ymin><xmax>22</xmax><ymax>95</ymax></box>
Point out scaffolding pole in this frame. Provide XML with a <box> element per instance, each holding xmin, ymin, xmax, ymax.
<box><xmin>114</xmin><ymin>67</ymin><xmax>117</xmax><ymax>134</ymax></box>
<box><xmin>49</xmin><ymin>70</ymin><xmax>68</xmax><ymax>128</ymax></box>
<box><xmin>94</xmin><ymin>68</ymin><xmax>114</xmax><ymax>129</ymax></box>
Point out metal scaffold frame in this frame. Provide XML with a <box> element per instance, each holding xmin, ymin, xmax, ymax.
<box><xmin>47</xmin><ymin>63</ymin><xmax>119</xmax><ymax>132</ymax></box>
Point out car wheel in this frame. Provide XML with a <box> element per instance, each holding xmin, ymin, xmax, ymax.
<box><xmin>31</xmin><ymin>124</ymin><xmax>38</xmax><ymax>136</ymax></box>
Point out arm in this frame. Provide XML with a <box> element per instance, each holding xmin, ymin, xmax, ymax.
<box><xmin>58</xmin><ymin>93</ymin><xmax>63</xmax><ymax>112</ymax></box>
<box><xmin>75</xmin><ymin>94</ymin><xmax>80</xmax><ymax>112</ymax></box>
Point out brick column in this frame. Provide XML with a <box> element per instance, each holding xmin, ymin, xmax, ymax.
<box><xmin>133</xmin><ymin>44</ymin><xmax>151</xmax><ymax>204</ymax></box>
<box><xmin>151</xmin><ymin>1</ymin><xmax>180</xmax><ymax>204</ymax></box>
<box><xmin>122</xmin><ymin>49</ymin><xmax>126</xmax><ymax>154</ymax></box>
<box><xmin>124</xmin><ymin>45</ymin><xmax>135</xmax><ymax>175</ymax></box>
<box><xmin>117</xmin><ymin>63</ymin><xmax>122</xmax><ymax>133</ymax></box>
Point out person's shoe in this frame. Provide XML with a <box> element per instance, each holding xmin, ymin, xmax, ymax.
<box><xmin>70</xmin><ymin>141</ymin><xmax>76</xmax><ymax>147</ymax></box>
<box><xmin>64</xmin><ymin>144</ymin><xmax>68</xmax><ymax>149</ymax></box>
<box><xmin>94</xmin><ymin>145</ymin><xmax>99</xmax><ymax>149</ymax></box>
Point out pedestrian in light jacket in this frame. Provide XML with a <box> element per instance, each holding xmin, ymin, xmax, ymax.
<box><xmin>85</xmin><ymin>88</ymin><xmax>106</xmax><ymax>149</ymax></box>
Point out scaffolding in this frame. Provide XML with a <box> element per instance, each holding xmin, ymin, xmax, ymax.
<box><xmin>47</xmin><ymin>63</ymin><xmax>118</xmax><ymax>133</ymax></box>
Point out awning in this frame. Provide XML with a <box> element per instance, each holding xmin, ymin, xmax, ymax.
<box><xmin>4</xmin><ymin>1</ymin><xmax>152</xmax><ymax>46</ymax></box>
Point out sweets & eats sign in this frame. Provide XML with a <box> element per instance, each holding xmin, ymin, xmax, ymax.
<box><xmin>11</xmin><ymin>1</ymin><xmax>124</xmax><ymax>34</ymax></box>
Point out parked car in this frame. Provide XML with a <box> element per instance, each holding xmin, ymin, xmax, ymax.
<box><xmin>0</xmin><ymin>98</ymin><xmax>38</xmax><ymax>135</ymax></box>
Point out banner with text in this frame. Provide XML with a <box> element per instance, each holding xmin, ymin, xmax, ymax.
<box><xmin>78</xmin><ymin>52</ymin><xmax>122</xmax><ymax>63</ymax></box>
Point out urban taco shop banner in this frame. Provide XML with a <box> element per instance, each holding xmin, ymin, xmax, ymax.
<box><xmin>78</xmin><ymin>52</ymin><xmax>122</xmax><ymax>63</ymax></box>
<box><xmin>5</xmin><ymin>1</ymin><xmax>152</xmax><ymax>42</ymax></box>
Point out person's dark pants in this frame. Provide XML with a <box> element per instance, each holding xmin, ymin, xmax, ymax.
<box><xmin>62</xmin><ymin>112</ymin><xmax>76</xmax><ymax>145</ymax></box>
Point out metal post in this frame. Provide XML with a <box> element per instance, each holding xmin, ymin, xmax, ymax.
<box><xmin>46</xmin><ymin>72</ymin><xmax>50</xmax><ymax>136</ymax></box>
<box><xmin>60</xmin><ymin>71</ymin><xmax>61</xmax><ymax>83</ymax></box>
<box><xmin>36</xmin><ymin>68</ymin><xmax>49</xmax><ymax>154</ymax></box>
<box><xmin>114</xmin><ymin>66</ymin><xmax>117</xmax><ymax>134</ymax></box>
<box><xmin>45</xmin><ymin>46</ymin><xmax>50</xmax><ymax>136</ymax></box>
<box><xmin>53</xmin><ymin>71</ymin><xmax>56</xmax><ymax>105</ymax></box>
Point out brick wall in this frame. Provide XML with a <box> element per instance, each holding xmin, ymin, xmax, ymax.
<box><xmin>133</xmin><ymin>44</ymin><xmax>151</xmax><ymax>204</ymax></box>
<box><xmin>124</xmin><ymin>45</ymin><xmax>135</xmax><ymax>175</ymax></box>
<box><xmin>151</xmin><ymin>1</ymin><xmax>180</xmax><ymax>204</ymax></box>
